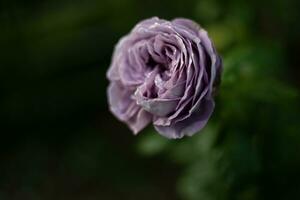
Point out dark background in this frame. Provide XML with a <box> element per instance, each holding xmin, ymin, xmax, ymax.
<box><xmin>1</xmin><ymin>0</ymin><xmax>300</xmax><ymax>199</ymax></box>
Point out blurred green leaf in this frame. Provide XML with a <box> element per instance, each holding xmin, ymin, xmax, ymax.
<box><xmin>136</xmin><ymin>129</ymin><xmax>170</xmax><ymax>156</ymax></box>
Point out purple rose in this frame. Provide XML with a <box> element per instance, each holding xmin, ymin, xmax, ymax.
<box><xmin>107</xmin><ymin>17</ymin><xmax>222</xmax><ymax>139</ymax></box>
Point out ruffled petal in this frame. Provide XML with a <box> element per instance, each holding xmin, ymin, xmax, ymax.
<box><xmin>154</xmin><ymin>100</ymin><xmax>214</xmax><ymax>139</ymax></box>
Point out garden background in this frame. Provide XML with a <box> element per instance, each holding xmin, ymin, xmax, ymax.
<box><xmin>1</xmin><ymin>0</ymin><xmax>300</xmax><ymax>199</ymax></box>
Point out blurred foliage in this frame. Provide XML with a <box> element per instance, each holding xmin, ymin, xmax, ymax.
<box><xmin>1</xmin><ymin>0</ymin><xmax>300</xmax><ymax>199</ymax></box>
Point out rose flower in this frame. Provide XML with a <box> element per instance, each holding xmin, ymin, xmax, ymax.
<box><xmin>107</xmin><ymin>17</ymin><xmax>222</xmax><ymax>139</ymax></box>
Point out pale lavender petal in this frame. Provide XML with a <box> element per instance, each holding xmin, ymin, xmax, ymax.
<box><xmin>107</xmin><ymin>82</ymin><xmax>151</xmax><ymax>133</ymax></box>
<box><xmin>127</xmin><ymin>108</ymin><xmax>152</xmax><ymax>134</ymax></box>
<box><xmin>154</xmin><ymin>100</ymin><xmax>214</xmax><ymax>139</ymax></box>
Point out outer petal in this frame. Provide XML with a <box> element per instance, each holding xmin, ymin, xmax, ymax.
<box><xmin>172</xmin><ymin>18</ymin><xmax>201</xmax><ymax>35</ymax></box>
<box><xmin>154</xmin><ymin>100</ymin><xmax>214</xmax><ymax>139</ymax></box>
<box><xmin>127</xmin><ymin>108</ymin><xmax>153</xmax><ymax>134</ymax></box>
<box><xmin>107</xmin><ymin>82</ymin><xmax>152</xmax><ymax>134</ymax></box>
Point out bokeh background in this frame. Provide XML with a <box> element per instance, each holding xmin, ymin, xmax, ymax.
<box><xmin>1</xmin><ymin>0</ymin><xmax>300</xmax><ymax>199</ymax></box>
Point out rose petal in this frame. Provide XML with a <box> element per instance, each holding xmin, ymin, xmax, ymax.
<box><xmin>154</xmin><ymin>100</ymin><xmax>214</xmax><ymax>139</ymax></box>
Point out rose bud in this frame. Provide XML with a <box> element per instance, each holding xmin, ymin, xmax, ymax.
<box><xmin>107</xmin><ymin>17</ymin><xmax>222</xmax><ymax>139</ymax></box>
